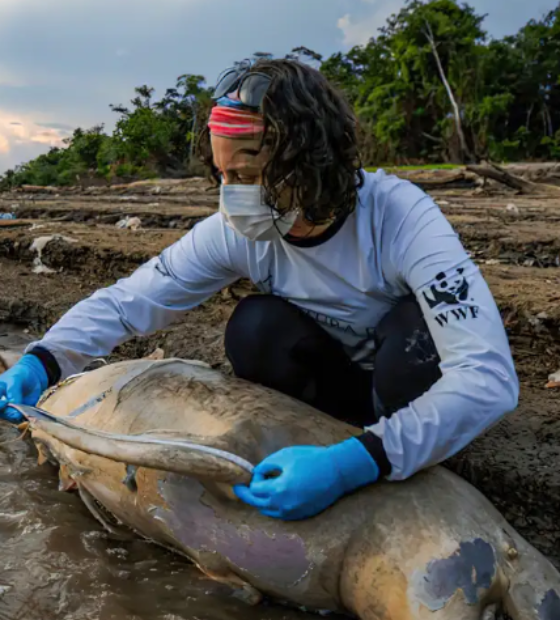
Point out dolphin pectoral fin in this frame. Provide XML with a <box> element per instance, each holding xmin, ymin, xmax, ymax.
<box><xmin>26</xmin><ymin>413</ymin><xmax>253</xmax><ymax>485</ymax></box>
<box><xmin>78</xmin><ymin>486</ymin><xmax>136</xmax><ymax>541</ymax></box>
<box><xmin>231</xmin><ymin>584</ymin><xmax>264</xmax><ymax>606</ymax></box>
<box><xmin>17</xmin><ymin>421</ymin><xmax>30</xmax><ymax>434</ymax></box>
<box><xmin>59</xmin><ymin>464</ymin><xmax>78</xmax><ymax>492</ymax></box>
<box><xmin>195</xmin><ymin>551</ymin><xmax>263</xmax><ymax>606</ymax></box>
<box><xmin>36</xmin><ymin>445</ymin><xmax>49</xmax><ymax>466</ymax></box>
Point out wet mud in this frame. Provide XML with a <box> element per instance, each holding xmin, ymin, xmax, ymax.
<box><xmin>1</xmin><ymin>176</ymin><xmax>560</xmax><ymax>616</ymax></box>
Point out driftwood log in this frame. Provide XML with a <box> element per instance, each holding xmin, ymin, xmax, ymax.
<box><xmin>467</xmin><ymin>162</ymin><xmax>560</xmax><ymax>195</ymax></box>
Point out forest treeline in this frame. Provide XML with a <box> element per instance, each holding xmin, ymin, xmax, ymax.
<box><xmin>1</xmin><ymin>0</ymin><xmax>559</xmax><ymax>189</ymax></box>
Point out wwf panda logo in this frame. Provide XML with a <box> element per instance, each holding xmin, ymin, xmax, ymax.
<box><xmin>423</xmin><ymin>268</ymin><xmax>469</xmax><ymax>309</ymax></box>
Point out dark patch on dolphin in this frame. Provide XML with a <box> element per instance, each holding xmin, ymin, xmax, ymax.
<box><xmin>122</xmin><ymin>464</ymin><xmax>138</xmax><ymax>492</ymax></box>
<box><xmin>539</xmin><ymin>589</ymin><xmax>560</xmax><ymax>620</ymax></box>
<box><xmin>412</xmin><ymin>539</ymin><xmax>496</xmax><ymax>611</ymax></box>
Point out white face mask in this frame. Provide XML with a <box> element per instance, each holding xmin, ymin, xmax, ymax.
<box><xmin>219</xmin><ymin>184</ymin><xmax>298</xmax><ymax>241</ymax></box>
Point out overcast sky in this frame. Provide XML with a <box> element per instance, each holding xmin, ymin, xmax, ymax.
<box><xmin>1</xmin><ymin>0</ymin><xmax>557</xmax><ymax>173</ymax></box>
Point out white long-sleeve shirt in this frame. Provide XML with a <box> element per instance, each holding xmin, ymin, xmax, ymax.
<box><xmin>27</xmin><ymin>169</ymin><xmax>519</xmax><ymax>480</ymax></box>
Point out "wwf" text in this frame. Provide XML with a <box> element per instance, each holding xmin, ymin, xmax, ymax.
<box><xmin>434</xmin><ymin>306</ymin><xmax>480</xmax><ymax>327</ymax></box>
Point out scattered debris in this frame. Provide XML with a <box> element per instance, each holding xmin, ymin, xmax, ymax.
<box><xmin>0</xmin><ymin>219</ymin><xmax>33</xmax><ymax>229</ymax></box>
<box><xmin>546</xmin><ymin>369</ymin><xmax>560</xmax><ymax>389</ymax></box>
<box><xmin>528</xmin><ymin>314</ymin><xmax>544</xmax><ymax>328</ymax></box>
<box><xmin>31</xmin><ymin>262</ymin><xmax>56</xmax><ymax>275</ymax></box>
<box><xmin>116</xmin><ymin>216</ymin><xmax>142</xmax><ymax>231</ymax></box>
<box><xmin>506</xmin><ymin>203</ymin><xmax>520</xmax><ymax>215</ymax></box>
<box><xmin>29</xmin><ymin>234</ymin><xmax>77</xmax><ymax>275</ymax></box>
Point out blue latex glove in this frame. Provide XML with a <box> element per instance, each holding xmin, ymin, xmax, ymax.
<box><xmin>0</xmin><ymin>355</ymin><xmax>48</xmax><ymax>424</ymax></box>
<box><xmin>234</xmin><ymin>438</ymin><xmax>380</xmax><ymax>520</ymax></box>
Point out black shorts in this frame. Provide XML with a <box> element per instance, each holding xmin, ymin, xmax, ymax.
<box><xmin>224</xmin><ymin>294</ymin><xmax>441</xmax><ymax>429</ymax></box>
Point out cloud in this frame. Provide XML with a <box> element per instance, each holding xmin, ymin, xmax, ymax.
<box><xmin>0</xmin><ymin>109</ymin><xmax>67</xmax><ymax>169</ymax></box>
<box><xmin>36</xmin><ymin>122</ymin><xmax>75</xmax><ymax>131</ymax></box>
<box><xmin>0</xmin><ymin>134</ymin><xmax>9</xmax><ymax>154</ymax></box>
<box><xmin>338</xmin><ymin>0</ymin><xmax>405</xmax><ymax>47</ymax></box>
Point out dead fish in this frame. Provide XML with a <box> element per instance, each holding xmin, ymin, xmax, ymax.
<box><xmin>12</xmin><ymin>359</ymin><xmax>560</xmax><ymax>620</ymax></box>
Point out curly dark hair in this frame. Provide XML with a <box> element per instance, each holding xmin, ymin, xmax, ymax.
<box><xmin>198</xmin><ymin>59</ymin><xmax>364</xmax><ymax>224</ymax></box>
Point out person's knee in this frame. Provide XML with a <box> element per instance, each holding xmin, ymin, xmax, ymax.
<box><xmin>224</xmin><ymin>294</ymin><xmax>305</xmax><ymax>382</ymax></box>
<box><xmin>226</xmin><ymin>294</ymin><xmax>291</xmax><ymax>356</ymax></box>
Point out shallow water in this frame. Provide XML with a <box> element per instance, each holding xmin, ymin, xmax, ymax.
<box><xmin>0</xmin><ymin>425</ymin><xmax>325</xmax><ymax>620</ymax></box>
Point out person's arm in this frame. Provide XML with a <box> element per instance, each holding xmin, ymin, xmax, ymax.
<box><xmin>24</xmin><ymin>214</ymin><xmax>246</xmax><ymax>381</ymax></box>
<box><xmin>357</xmin><ymin>179</ymin><xmax>519</xmax><ymax>481</ymax></box>
<box><xmin>234</xmin><ymin>177</ymin><xmax>518</xmax><ymax>521</ymax></box>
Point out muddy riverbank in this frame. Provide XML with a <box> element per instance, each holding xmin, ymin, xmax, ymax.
<box><xmin>1</xmin><ymin>173</ymin><xmax>560</xmax><ymax>617</ymax></box>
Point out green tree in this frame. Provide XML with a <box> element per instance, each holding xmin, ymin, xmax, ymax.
<box><xmin>2</xmin><ymin>1</ymin><xmax>560</xmax><ymax>189</ymax></box>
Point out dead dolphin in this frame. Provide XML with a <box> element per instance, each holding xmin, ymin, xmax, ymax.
<box><xmin>9</xmin><ymin>358</ymin><xmax>560</xmax><ymax>620</ymax></box>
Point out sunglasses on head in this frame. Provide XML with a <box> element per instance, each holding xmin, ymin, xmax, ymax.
<box><xmin>212</xmin><ymin>65</ymin><xmax>272</xmax><ymax>110</ymax></box>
